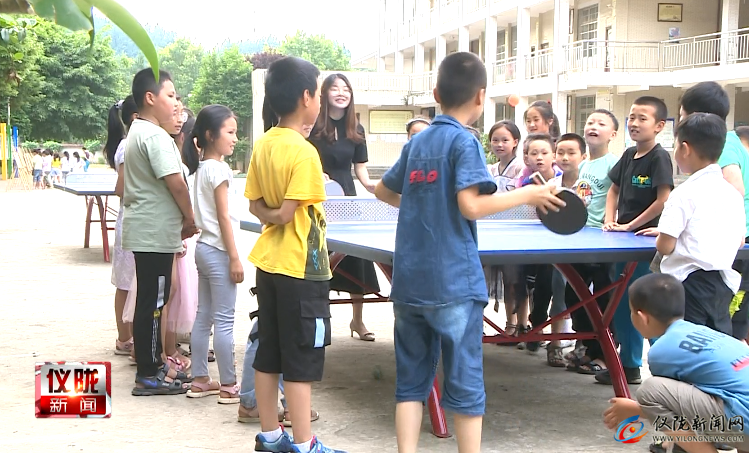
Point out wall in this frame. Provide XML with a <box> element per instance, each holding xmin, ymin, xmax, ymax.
<box><xmin>530</xmin><ymin>9</ymin><xmax>555</xmax><ymax>49</ymax></box>
<box><xmin>355</xmin><ymin>105</ymin><xmax>422</xmax><ymax>166</ymax></box>
<box><xmin>734</xmin><ymin>90</ymin><xmax>749</xmax><ymax>127</ymax></box>
<box><xmin>615</xmin><ymin>0</ymin><xmax>720</xmax><ymax>42</ymax></box>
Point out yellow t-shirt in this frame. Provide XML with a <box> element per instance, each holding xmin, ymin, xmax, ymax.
<box><xmin>245</xmin><ymin>127</ymin><xmax>331</xmax><ymax>281</ymax></box>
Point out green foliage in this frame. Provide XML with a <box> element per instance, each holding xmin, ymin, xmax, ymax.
<box><xmin>220</xmin><ymin>36</ymin><xmax>280</xmax><ymax>55</ymax></box>
<box><xmin>225</xmin><ymin>137</ymin><xmax>250</xmax><ymax>168</ymax></box>
<box><xmin>279</xmin><ymin>31</ymin><xmax>351</xmax><ymax>71</ymax></box>
<box><xmin>84</xmin><ymin>139</ymin><xmax>101</xmax><ymax>152</ymax></box>
<box><xmin>482</xmin><ymin>132</ymin><xmax>497</xmax><ymax>164</ymax></box>
<box><xmin>16</xmin><ymin>19</ymin><xmax>128</xmax><ymax>142</ymax></box>
<box><xmin>0</xmin><ymin>15</ymin><xmax>43</xmax><ymax>134</ymax></box>
<box><xmin>158</xmin><ymin>38</ymin><xmax>203</xmax><ymax>97</ymax></box>
<box><xmin>42</xmin><ymin>140</ymin><xmax>61</xmax><ymax>152</ymax></box>
<box><xmin>190</xmin><ymin>46</ymin><xmax>252</xmax><ymax>135</ymax></box>
<box><xmin>23</xmin><ymin>140</ymin><xmax>39</xmax><ymax>149</ymax></box>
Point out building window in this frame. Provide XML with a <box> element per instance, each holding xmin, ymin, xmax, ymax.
<box><xmin>578</xmin><ymin>4</ymin><xmax>598</xmax><ymax>58</ymax></box>
<box><xmin>495</xmin><ymin>103</ymin><xmax>516</xmax><ymax>122</ymax></box>
<box><xmin>497</xmin><ymin>30</ymin><xmax>506</xmax><ymax>61</ymax></box>
<box><xmin>576</xmin><ymin>95</ymin><xmax>596</xmax><ymax>136</ymax></box>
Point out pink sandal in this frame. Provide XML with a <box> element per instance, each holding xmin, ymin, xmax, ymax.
<box><xmin>218</xmin><ymin>384</ymin><xmax>240</xmax><ymax>405</ymax></box>
<box><xmin>167</xmin><ymin>355</ymin><xmax>191</xmax><ymax>372</ymax></box>
<box><xmin>115</xmin><ymin>338</ymin><xmax>133</xmax><ymax>356</ymax></box>
<box><xmin>186</xmin><ymin>380</ymin><xmax>220</xmax><ymax>398</ymax></box>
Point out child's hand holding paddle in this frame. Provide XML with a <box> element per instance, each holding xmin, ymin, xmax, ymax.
<box><xmin>521</xmin><ymin>183</ymin><xmax>566</xmax><ymax>214</ymax></box>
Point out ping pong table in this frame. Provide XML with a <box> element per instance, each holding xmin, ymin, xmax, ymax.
<box><xmin>54</xmin><ymin>173</ymin><xmax>117</xmax><ymax>262</ymax></box>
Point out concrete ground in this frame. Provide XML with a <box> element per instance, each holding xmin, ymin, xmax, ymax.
<box><xmin>2</xmin><ymin>180</ymin><xmax>661</xmax><ymax>453</ymax></box>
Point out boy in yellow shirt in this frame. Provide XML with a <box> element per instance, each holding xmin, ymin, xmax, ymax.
<box><xmin>244</xmin><ymin>56</ymin><xmax>343</xmax><ymax>453</ymax></box>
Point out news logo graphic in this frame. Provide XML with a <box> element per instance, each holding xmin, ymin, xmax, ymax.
<box><xmin>35</xmin><ymin>362</ymin><xmax>111</xmax><ymax>418</ymax></box>
<box><xmin>615</xmin><ymin>415</ymin><xmax>649</xmax><ymax>444</ymax></box>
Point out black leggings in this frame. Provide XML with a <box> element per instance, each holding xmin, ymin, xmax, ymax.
<box><xmin>133</xmin><ymin>252</ymin><xmax>174</xmax><ymax>377</ymax></box>
<box><xmin>564</xmin><ymin>263</ymin><xmax>614</xmax><ymax>362</ymax></box>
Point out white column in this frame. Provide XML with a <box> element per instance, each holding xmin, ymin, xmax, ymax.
<box><xmin>516</xmin><ymin>6</ymin><xmax>531</xmax><ymax>82</ymax></box>
<box><xmin>377</xmin><ymin>56</ymin><xmax>386</xmax><ymax>72</ymax></box>
<box><xmin>554</xmin><ymin>0</ymin><xmax>570</xmax><ymax>74</ymax></box>
<box><xmin>553</xmin><ymin>91</ymin><xmax>568</xmax><ymax>135</ymax></box>
<box><xmin>414</xmin><ymin>43</ymin><xmax>425</xmax><ymax>73</ymax></box>
<box><xmin>721</xmin><ymin>0</ymin><xmax>740</xmax><ymax>65</ymax></box>
<box><xmin>485</xmin><ymin>15</ymin><xmax>498</xmax><ymax>85</ymax></box>
<box><xmin>395</xmin><ymin>50</ymin><xmax>405</xmax><ymax>74</ymax></box>
<box><xmin>436</xmin><ymin>34</ymin><xmax>447</xmax><ymax>68</ymax></box>
<box><xmin>514</xmin><ymin>97</ymin><xmax>529</xmax><ymax>137</ymax></box>
<box><xmin>727</xmin><ymin>84</ymin><xmax>737</xmax><ymax>129</ymax></box>
<box><xmin>483</xmin><ymin>98</ymin><xmax>496</xmax><ymax>132</ymax></box>
<box><xmin>458</xmin><ymin>26</ymin><xmax>469</xmax><ymax>52</ymax></box>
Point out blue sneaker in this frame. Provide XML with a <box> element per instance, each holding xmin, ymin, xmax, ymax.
<box><xmin>255</xmin><ymin>430</ymin><xmax>295</xmax><ymax>452</ymax></box>
<box><xmin>295</xmin><ymin>437</ymin><xmax>348</xmax><ymax>453</ymax></box>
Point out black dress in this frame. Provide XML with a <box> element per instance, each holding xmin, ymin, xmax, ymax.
<box><xmin>308</xmin><ymin>118</ymin><xmax>381</xmax><ymax>295</ymax></box>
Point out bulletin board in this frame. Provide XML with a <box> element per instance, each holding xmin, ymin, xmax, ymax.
<box><xmin>369</xmin><ymin>110</ymin><xmax>414</xmax><ymax>134</ymax></box>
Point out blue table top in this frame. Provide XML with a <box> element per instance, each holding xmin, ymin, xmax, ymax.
<box><xmin>241</xmin><ymin>217</ymin><xmax>720</xmax><ymax>265</ymax></box>
<box><xmin>54</xmin><ymin>183</ymin><xmax>115</xmax><ymax>197</ymax></box>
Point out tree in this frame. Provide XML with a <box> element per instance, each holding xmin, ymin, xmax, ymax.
<box><xmin>97</xmin><ymin>16</ymin><xmax>177</xmax><ymax>58</ymax></box>
<box><xmin>17</xmin><ymin>19</ymin><xmax>128</xmax><ymax>141</ymax></box>
<box><xmin>190</xmin><ymin>46</ymin><xmax>252</xmax><ymax>134</ymax></box>
<box><xmin>248</xmin><ymin>50</ymin><xmax>285</xmax><ymax>70</ymax></box>
<box><xmin>279</xmin><ymin>31</ymin><xmax>351</xmax><ymax>71</ymax></box>
<box><xmin>0</xmin><ymin>1</ymin><xmax>159</xmax><ymax>77</ymax></box>
<box><xmin>158</xmin><ymin>38</ymin><xmax>203</xmax><ymax>97</ymax></box>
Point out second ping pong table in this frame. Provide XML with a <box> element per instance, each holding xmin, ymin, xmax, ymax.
<box><xmin>242</xmin><ymin>196</ymin><xmax>748</xmax><ymax>439</ymax></box>
<box><xmin>54</xmin><ymin>173</ymin><xmax>118</xmax><ymax>262</ymax></box>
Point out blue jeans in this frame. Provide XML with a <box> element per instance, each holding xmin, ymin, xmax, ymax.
<box><xmin>240</xmin><ymin>319</ymin><xmax>285</xmax><ymax>409</ymax></box>
<box><xmin>613</xmin><ymin>262</ymin><xmax>654</xmax><ymax>368</ymax></box>
<box><xmin>393</xmin><ymin>300</ymin><xmax>486</xmax><ymax>416</ymax></box>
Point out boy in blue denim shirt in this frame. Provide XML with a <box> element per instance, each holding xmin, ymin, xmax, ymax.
<box><xmin>374</xmin><ymin>52</ymin><xmax>564</xmax><ymax>453</ymax></box>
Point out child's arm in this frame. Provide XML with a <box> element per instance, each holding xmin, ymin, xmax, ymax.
<box><xmin>723</xmin><ymin>164</ymin><xmax>745</xmax><ymax>197</ymax></box>
<box><xmin>457</xmin><ymin>183</ymin><xmax>564</xmax><ymax>220</ymax></box>
<box><xmin>250</xmin><ymin>199</ymin><xmax>301</xmax><ymax>226</ymax></box>
<box><xmin>614</xmin><ymin>185</ymin><xmax>670</xmax><ymax>232</ymax></box>
<box><xmin>375</xmin><ymin>182</ymin><xmax>400</xmax><ymax>208</ymax></box>
<box><xmin>215</xmin><ymin>180</ymin><xmax>244</xmax><ymax>283</ymax></box>
<box><xmin>115</xmin><ymin>164</ymin><xmax>125</xmax><ymax>198</ymax></box>
<box><xmin>164</xmin><ymin>173</ymin><xmax>198</xmax><ymax>239</ymax></box>
<box><xmin>603</xmin><ymin>183</ymin><xmax>620</xmax><ymax>230</ymax></box>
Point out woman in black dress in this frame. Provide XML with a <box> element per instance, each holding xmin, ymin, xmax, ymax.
<box><xmin>309</xmin><ymin>73</ymin><xmax>379</xmax><ymax>341</ymax></box>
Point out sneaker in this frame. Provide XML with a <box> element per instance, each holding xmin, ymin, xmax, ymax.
<box><xmin>255</xmin><ymin>429</ymin><xmax>295</xmax><ymax>452</ymax></box>
<box><xmin>594</xmin><ymin>367</ymin><xmax>642</xmax><ymax>385</ymax></box>
<box><xmin>297</xmin><ymin>436</ymin><xmax>348</xmax><ymax>453</ymax></box>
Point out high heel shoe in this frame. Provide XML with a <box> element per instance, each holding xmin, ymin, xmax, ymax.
<box><xmin>350</xmin><ymin>321</ymin><xmax>375</xmax><ymax>342</ymax></box>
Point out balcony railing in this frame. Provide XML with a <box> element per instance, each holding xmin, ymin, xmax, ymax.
<box><xmin>464</xmin><ymin>0</ymin><xmax>487</xmax><ymax>15</ymax></box>
<box><xmin>441</xmin><ymin>0</ymin><xmax>461</xmax><ymax>24</ymax></box>
<box><xmin>410</xmin><ymin>70</ymin><xmax>437</xmax><ymax>95</ymax></box>
<box><xmin>662</xmin><ymin>28</ymin><xmax>749</xmax><ymax>69</ymax></box>
<box><xmin>563</xmin><ymin>40</ymin><xmax>661</xmax><ymax>73</ymax></box>
<box><xmin>492</xmin><ymin>57</ymin><xmax>517</xmax><ymax>85</ymax></box>
<box><xmin>322</xmin><ymin>71</ymin><xmax>412</xmax><ymax>93</ymax></box>
<box><xmin>525</xmin><ymin>48</ymin><xmax>553</xmax><ymax>79</ymax></box>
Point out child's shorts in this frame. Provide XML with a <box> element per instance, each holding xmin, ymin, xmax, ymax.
<box><xmin>33</xmin><ymin>169</ymin><xmax>42</xmax><ymax>182</ymax></box>
<box><xmin>637</xmin><ymin>376</ymin><xmax>749</xmax><ymax>450</ymax></box>
<box><xmin>252</xmin><ymin>268</ymin><xmax>331</xmax><ymax>382</ymax></box>
<box><xmin>393</xmin><ymin>300</ymin><xmax>486</xmax><ymax>416</ymax></box>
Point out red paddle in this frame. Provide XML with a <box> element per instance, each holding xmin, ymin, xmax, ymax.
<box><xmin>530</xmin><ymin>172</ymin><xmax>588</xmax><ymax>235</ymax></box>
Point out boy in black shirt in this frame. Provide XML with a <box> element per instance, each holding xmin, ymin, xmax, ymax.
<box><xmin>595</xmin><ymin>96</ymin><xmax>674</xmax><ymax>386</ymax></box>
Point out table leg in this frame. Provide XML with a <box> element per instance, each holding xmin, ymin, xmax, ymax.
<box><xmin>95</xmin><ymin>196</ymin><xmax>110</xmax><ymax>263</ymax></box>
<box><xmin>555</xmin><ymin>263</ymin><xmax>635</xmax><ymax>399</ymax></box>
<box><xmin>83</xmin><ymin>196</ymin><xmax>94</xmax><ymax>249</ymax></box>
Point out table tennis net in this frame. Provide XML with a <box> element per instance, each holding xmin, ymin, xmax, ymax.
<box><xmin>322</xmin><ymin>197</ymin><xmax>538</xmax><ymax>222</ymax></box>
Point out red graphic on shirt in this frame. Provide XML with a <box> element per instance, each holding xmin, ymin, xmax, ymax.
<box><xmin>731</xmin><ymin>354</ymin><xmax>749</xmax><ymax>371</ymax></box>
<box><xmin>410</xmin><ymin>170</ymin><xmax>438</xmax><ymax>184</ymax></box>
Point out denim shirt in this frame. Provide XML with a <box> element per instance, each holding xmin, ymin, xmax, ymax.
<box><xmin>381</xmin><ymin>115</ymin><xmax>497</xmax><ymax>306</ymax></box>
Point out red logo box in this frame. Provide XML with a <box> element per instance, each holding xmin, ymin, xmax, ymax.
<box><xmin>35</xmin><ymin>362</ymin><xmax>111</xmax><ymax>418</ymax></box>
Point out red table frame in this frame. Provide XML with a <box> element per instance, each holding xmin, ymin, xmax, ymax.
<box><xmin>82</xmin><ymin>195</ymin><xmax>117</xmax><ymax>262</ymax></box>
<box><xmin>329</xmin><ymin>253</ymin><xmax>638</xmax><ymax>439</ymax></box>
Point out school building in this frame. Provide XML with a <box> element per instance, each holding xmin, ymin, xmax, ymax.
<box><xmin>251</xmin><ymin>0</ymin><xmax>749</xmax><ymax>168</ymax></box>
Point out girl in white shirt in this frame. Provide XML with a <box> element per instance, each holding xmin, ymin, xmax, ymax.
<box><xmin>185</xmin><ymin>104</ymin><xmax>243</xmax><ymax>403</ymax></box>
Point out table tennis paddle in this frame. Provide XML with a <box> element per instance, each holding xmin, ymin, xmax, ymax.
<box><xmin>530</xmin><ymin>172</ymin><xmax>588</xmax><ymax>235</ymax></box>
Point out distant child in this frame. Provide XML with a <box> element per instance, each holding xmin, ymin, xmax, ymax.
<box><xmin>184</xmin><ymin>105</ymin><xmax>243</xmax><ymax>404</ymax></box>
<box><xmin>603</xmin><ymin>273</ymin><xmax>749</xmax><ymax>453</ymax></box>
<box><xmin>678</xmin><ymin>82</ymin><xmax>749</xmax><ymax>343</ymax></box>
<box><xmin>245</xmin><ymin>56</ymin><xmax>342</xmax><ymax>453</ymax></box>
<box><xmin>71</xmin><ymin>151</ymin><xmax>84</xmax><ymax>173</ymax></box>
<box><xmin>122</xmin><ymin>68</ymin><xmax>197</xmax><ymax>396</ymax></box>
<box><xmin>374</xmin><ymin>52</ymin><xmax>563</xmax><ymax>453</ymax></box>
<box><xmin>406</xmin><ymin>116</ymin><xmax>431</xmax><ymax>140</ymax></box>
<box><xmin>485</xmin><ymin>121</ymin><xmax>528</xmax><ymax>339</ymax></box>
<box><xmin>526</xmin><ymin>133</ymin><xmax>587</xmax><ymax>365</ymax></box>
<box><xmin>41</xmin><ymin>149</ymin><xmax>52</xmax><ymax>187</ymax></box>
<box><xmin>599</xmin><ymin>96</ymin><xmax>674</xmax><ymax>386</ymax></box>
<box><xmin>61</xmin><ymin>151</ymin><xmax>70</xmax><ymax>182</ymax></box>
<box><xmin>515</xmin><ymin>101</ymin><xmax>561</xmax><ymax>185</ymax></box>
<box><xmin>636</xmin><ymin>113</ymin><xmax>745</xmax><ymax>336</ymax></box>
<box><xmin>50</xmin><ymin>153</ymin><xmax>61</xmax><ymax>183</ymax></box>
<box><xmin>31</xmin><ymin>149</ymin><xmax>42</xmax><ymax>189</ymax></box>
<box><xmin>104</xmin><ymin>95</ymin><xmax>139</xmax><ymax>356</ymax></box>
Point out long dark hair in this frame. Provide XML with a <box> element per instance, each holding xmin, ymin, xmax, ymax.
<box><xmin>180</xmin><ymin>115</ymin><xmax>198</xmax><ymax>175</ymax></box>
<box><xmin>183</xmin><ymin>105</ymin><xmax>236</xmax><ymax>175</ymax></box>
<box><xmin>524</xmin><ymin>100</ymin><xmax>560</xmax><ymax>141</ymax></box>
<box><xmin>312</xmin><ymin>73</ymin><xmax>364</xmax><ymax>144</ymax></box>
<box><xmin>105</xmin><ymin>96</ymin><xmax>138</xmax><ymax>168</ymax></box>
